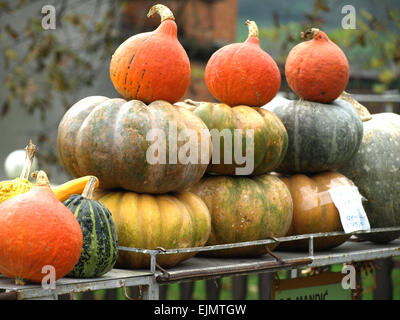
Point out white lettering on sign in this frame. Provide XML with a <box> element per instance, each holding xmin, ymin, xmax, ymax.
<box><xmin>328</xmin><ymin>186</ymin><xmax>370</xmax><ymax>233</ymax></box>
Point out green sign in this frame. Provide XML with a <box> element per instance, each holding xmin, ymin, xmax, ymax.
<box><xmin>272</xmin><ymin>272</ymin><xmax>352</xmax><ymax>300</ymax></box>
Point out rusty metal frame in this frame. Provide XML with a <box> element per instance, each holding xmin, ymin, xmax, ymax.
<box><xmin>118</xmin><ymin>226</ymin><xmax>400</xmax><ymax>277</ymax></box>
<box><xmin>1</xmin><ymin>226</ymin><xmax>399</xmax><ymax>300</ymax></box>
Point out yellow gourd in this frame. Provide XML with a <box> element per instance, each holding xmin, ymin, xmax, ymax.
<box><xmin>51</xmin><ymin>175</ymin><xmax>99</xmax><ymax>202</ymax></box>
<box><xmin>0</xmin><ymin>140</ymin><xmax>37</xmax><ymax>205</ymax></box>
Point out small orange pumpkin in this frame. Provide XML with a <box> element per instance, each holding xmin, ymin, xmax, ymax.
<box><xmin>0</xmin><ymin>171</ymin><xmax>83</xmax><ymax>285</ymax></box>
<box><xmin>205</xmin><ymin>20</ymin><xmax>281</xmax><ymax>107</ymax></box>
<box><xmin>285</xmin><ymin>28</ymin><xmax>349</xmax><ymax>103</ymax></box>
<box><xmin>109</xmin><ymin>4</ymin><xmax>190</xmax><ymax>104</ymax></box>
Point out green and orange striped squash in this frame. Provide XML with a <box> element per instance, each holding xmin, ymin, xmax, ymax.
<box><xmin>57</xmin><ymin>96</ymin><xmax>211</xmax><ymax>194</ymax></box>
<box><xmin>175</xmin><ymin>99</ymin><xmax>288</xmax><ymax>176</ymax></box>
<box><xmin>189</xmin><ymin>174</ymin><xmax>293</xmax><ymax>257</ymax></box>
<box><xmin>93</xmin><ymin>190</ymin><xmax>211</xmax><ymax>269</ymax></box>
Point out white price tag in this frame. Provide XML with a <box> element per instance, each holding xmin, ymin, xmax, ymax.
<box><xmin>328</xmin><ymin>186</ymin><xmax>370</xmax><ymax>234</ymax></box>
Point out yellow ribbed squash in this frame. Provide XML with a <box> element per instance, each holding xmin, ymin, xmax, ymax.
<box><xmin>93</xmin><ymin>190</ymin><xmax>211</xmax><ymax>269</ymax></box>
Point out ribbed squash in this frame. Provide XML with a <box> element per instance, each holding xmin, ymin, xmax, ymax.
<box><xmin>277</xmin><ymin>172</ymin><xmax>352</xmax><ymax>251</ymax></box>
<box><xmin>0</xmin><ymin>140</ymin><xmax>36</xmax><ymax>205</ymax></box>
<box><xmin>64</xmin><ymin>177</ymin><xmax>118</xmax><ymax>278</ymax></box>
<box><xmin>57</xmin><ymin>97</ymin><xmax>211</xmax><ymax>194</ymax></box>
<box><xmin>189</xmin><ymin>174</ymin><xmax>293</xmax><ymax>257</ymax></box>
<box><xmin>265</xmin><ymin>98</ymin><xmax>363</xmax><ymax>174</ymax></box>
<box><xmin>93</xmin><ymin>190</ymin><xmax>211</xmax><ymax>269</ymax></box>
<box><xmin>175</xmin><ymin>99</ymin><xmax>288</xmax><ymax>176</ymax></box>
<box><xmin>52</xmin><ymin>175</ymin><xmax>100</xmax><ymax>202</ymax></box>
<box><xmin>339</xmin><ymin>113</ymin><xmax>400</xmax><ymax>243</ymax></box>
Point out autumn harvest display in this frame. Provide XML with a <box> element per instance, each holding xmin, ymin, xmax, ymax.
<box><xmin>1</xmin><ymin>2</ymin><xmax>400</xmax><ymax>289</ymax></box>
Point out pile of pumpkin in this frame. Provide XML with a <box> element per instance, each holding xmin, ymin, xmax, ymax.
<box><xmin>1</xmin><ymin>3</ymin><xmax>400</xmax><ymax>285</ymax></box>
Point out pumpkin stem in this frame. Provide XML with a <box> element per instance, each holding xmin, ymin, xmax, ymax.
<box><xmin>81</xmin><ymin>176</ymin><xmax>99</xmax><ymax>200</ymax></box>
<box><xmin>32</xmin><ymin>170</ymin><xmax>51</xmax><ymax>187</ymax></box>
<box><xmin>245</xmin><ymin>20</ymin><xmax>259</xmax><ymax>38</ymax></box>
<box><xmin>15</xmin><ymin>277</ymin><xmax>26</xmax><ymax>286</ymax></box>
<box><xmin>183</xmin><ymin>99</ymin><xmax>202</xmax><ymax>107</ymax></box>
<box><xmin>147</xmin><ymin>4</ymin><xmax>175</xmax><ymax>22</ymax></box>
<box><xmin>340</xmin><ymin>91</ymin><xmax>372</xmax><ymax>122</ymax></box>
<box><xmin>19</xmin><ymin>140</ymin><xmax>37</xmax><ymax>180</ymax></box>
<box><xmin>300</xmin><ymin>28</ymin><xmax>320</xmax><ymax>40</ymax></box>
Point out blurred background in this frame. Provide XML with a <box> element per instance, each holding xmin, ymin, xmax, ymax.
<box><xmin>0</xmin><ymin>0</ymin><xmax>399</xmax><ymax>183</ymax></box>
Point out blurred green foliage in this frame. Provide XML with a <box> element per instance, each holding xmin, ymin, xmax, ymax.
<box><xmin>0</xmin><ymin>0</ymin><xmax>126</xmax><ymax>120</ymax></box>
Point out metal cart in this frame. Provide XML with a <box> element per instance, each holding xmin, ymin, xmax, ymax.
<box><xmin>1</xmin><ymin>227</ymin><xmax>400</xmax><ymax>300</ymax></box>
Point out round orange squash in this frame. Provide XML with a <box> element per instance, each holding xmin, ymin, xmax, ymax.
<box><xmin>0</xmin><ymin>171</ymin><xmax>83</xmax><ymax>284</ymax></box>
<box><xmin>109</xmin><ymin>4</ymin><xmax>190</xmax><ymax>103</ymax></box>
<box><xmin>285</xmin><ymin>28</ymin><xmax>349</xmax><ymax>103</ymax></box>
<box><xmin>205</xmin><ymin>20</ymin><xmax>281</xmax><ymax>107</ymax></box>
<box><xmin>278</xmin><ymin>171</ymin><xmax>352</xmax><ymax>251</ymax></box>
<box><xmin>93</xmin><ymin>190</ymin><xmax>211</xmax><ymax>269</ymax></box>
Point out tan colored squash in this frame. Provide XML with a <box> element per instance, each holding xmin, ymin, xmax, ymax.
<box><xmin>278</xmin><ymin>171</ymin><xmax>352</xmax><ymax>251</ymax></box>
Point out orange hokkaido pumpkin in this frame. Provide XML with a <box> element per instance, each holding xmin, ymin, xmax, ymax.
<box><xmin>109</xmin><ymin>4</ymin><xmax>190</xmax><ymax>104</ymax></box>
<box><xmin>205</xmin><ymin>20</ymin><xmax>281</xmax><ymax>107</ymax></box>
<box><xmin>285</xmin><ymin>28</ymin><xmax>350</xmax><ymax>103</ymax></box>
<box><xmin>0</xmin><ymin>171</ymin><xmax>83</xmax><ymax>285</ymax></box>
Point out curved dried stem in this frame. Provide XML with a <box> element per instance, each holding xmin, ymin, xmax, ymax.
<box><xmin>81</xmin><ymin>176</ymin><xmax>99</xmax><ymax>200</ymax></box>
<box><xmin>147</xmin><ymin>4</ymin><xmax>175</xmax><ymax>22</ymax></box>
<box><xmin>300</xmin><ymin>28</ymin><xmax>320</xmax><ymax>40</ymax></box>
<box><xmin>245</xmin><ymin>20</ymin><xmax>259</xmax><ymax>38</ymax></box>
<box><xmin>19</xmin><ymin>140</ymin><xmax>37</xmax><ymax>180</ymax></box>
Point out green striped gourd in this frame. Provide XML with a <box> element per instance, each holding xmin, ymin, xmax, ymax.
<box><xmin>64</xmin><ymin>177</ymin><xmax>118</xmax><ymax>278</ymax></box>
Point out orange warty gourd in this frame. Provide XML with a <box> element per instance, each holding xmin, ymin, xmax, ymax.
<box><xmin>285</xmin><ymin>28</ymin><xmax>350</xmax><ymax>103</ymax></box>
<box><xmin>109</xmin><ymin>4</ymin><xmax>190</xmax><ymax>104</ymax></box>
<box><xmin>205</xmin><ymin>20</ymin><xmax>281</xmax><ymax>107</ymax></box>
<box><xmin>0</xmin><ymin>171</ymin><xmax>83</xmax><ymax>285</ymax></box>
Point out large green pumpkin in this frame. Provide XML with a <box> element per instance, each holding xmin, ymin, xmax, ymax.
<box><xmin>175</xmin><ymin>100</ymin><xmax>288</xmax><ymax>175</ymax></box>
<box><xmin>189</xmin><ymin>174</ymin><xmax>293</xmax><ymax>257</ymax></box>
<box><xmin>57</xmin><ymin>97</ymin><xmax>211</xmax><ymax>194</ymax></box>
<box><xmin>339</xmin><ymin>113</ymin><xmax>400</xmax><ymax>243</ymax></box>
<box><xmin>64</xmin><ymin>177</ymin><xmax>118</xmax><ymax>278</ymax></box>
<box><xmin>265</xmin><ymin>98</ymin><xmax>363</xmax><ymax>173</ymax></box>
